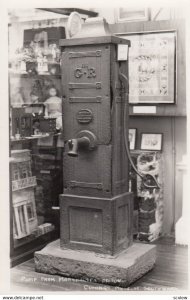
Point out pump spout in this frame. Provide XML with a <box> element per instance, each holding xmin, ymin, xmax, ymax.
<box><xmin>68</xmin><ymin>137</ymin><xmax>90</xmax><ymax>157</ymax></box>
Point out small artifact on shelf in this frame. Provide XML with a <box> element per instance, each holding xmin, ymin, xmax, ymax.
<box><xmin>44</xmin><ymin>86</ymin><xmax>62</xmax><ymax>131</ymax></box>
<box><xmin>35</xmin><ymin>223</ymin><xmax>55</xmax><ymax>237</ymax></box>
<box><xmin>37</xmin><ymin>55</ymin><xmax>49</xmax><ymax>75</ymax></box>
<box><xmin>11</xmin><ymin>86</ymin><xmax>25</xmax><ymax>108</ymax></box>
<box><xmin>11</xmin><ymin>107</ymin><xmax>33</xmax><ymax>138</ymax></box>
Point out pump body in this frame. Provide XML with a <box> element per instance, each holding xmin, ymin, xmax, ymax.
<box><xmin>60</xmin><ymin>35</ymin><xmax>133</xmax><ymax>255</ymax></box>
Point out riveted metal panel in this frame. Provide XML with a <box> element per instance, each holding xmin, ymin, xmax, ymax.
<box><xmin>63</xmin><ymin>144</ymin><xmax>111</xmax><ymax>197</ymax></box>
<box><xmin>62</xmin><ymin>44</ymin><xmax>111</xmax><ymax>145</ymax></box>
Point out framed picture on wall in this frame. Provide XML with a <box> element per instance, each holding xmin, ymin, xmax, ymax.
<box><xmin>116</xmin><ymin>8</ymin><xmax>150</xmax><ymax>22</ymax></box>
<box><xmin>140</xmin><ymin>133</ymin><xmax>163</xmax><ymax>151</ymax></box>
<box><xmin>117</xmin><ymin>30</ymin><xmax>176</xmax><ymax>104</ymax></box>
<box><xmin>129</xmin><ymin>128</ymin><xmax>137</xmax><ymax>150</ymax></box>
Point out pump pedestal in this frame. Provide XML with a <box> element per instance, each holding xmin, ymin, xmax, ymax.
<box><xmin>35</xmin><ymin>239</ymin><xmax>156</xmax><ymax>287</ymax></box>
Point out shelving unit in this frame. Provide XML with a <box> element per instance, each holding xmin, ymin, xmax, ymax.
<box><xmin>9</xmin><ymin>32</ymin><xmax>64</xmax><ymax>265</ymax></box>
<box><xmin>10</xmin><ymin>138</ymin><xmax>62</xmax><ymax>266</ymax></box>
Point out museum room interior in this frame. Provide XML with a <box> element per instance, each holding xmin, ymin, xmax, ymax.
<box><xmin>8</xmin><ymin>6</ymin><xmax>188</xmax><ymax>292</ymax></box>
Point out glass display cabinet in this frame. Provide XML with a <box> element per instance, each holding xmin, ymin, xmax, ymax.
<box><xmin>9</xmin><ymin>25</ymin><xmax>65</xmax><ymax>266</ymax></box>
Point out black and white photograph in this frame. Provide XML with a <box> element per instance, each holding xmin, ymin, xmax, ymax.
<box><xmin>140</xmin><ymin>133</ymin><xmax>163</xmax><ymax>150</ymax></box>
<box><xmin>0</xmin><ymin>1</ymin><xmax>189</xmax><ymax>299</ymax></box>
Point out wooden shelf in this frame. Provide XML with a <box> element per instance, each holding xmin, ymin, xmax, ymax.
<box><xmin>39</xmin><ymin>8</ymin><xmax>98</xmax><ymax>17</ymax></box>
<box><xmin>9</xmin><ymin>72</ymin><xmax>61</xmax><ymax>79</ymax></box>
<box><xmin>10</xmin><ymin>133</ymin><xmax>62</xmax><ymax>143</ymax></box>
<box><xmin>13</xmin><ymin>227</ymin><xmax>56</xmax><ymax>249</ymax></box>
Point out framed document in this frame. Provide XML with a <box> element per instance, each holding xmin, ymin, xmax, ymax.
<box><xmin>140</xmin><ymin>133</ymin><xmax>163</xmax><ymax>151</ymax></box>
<box><xmin>118</xmin><ymin>31</ymin><xmax>176</xmax><ymax>104</ymax></box>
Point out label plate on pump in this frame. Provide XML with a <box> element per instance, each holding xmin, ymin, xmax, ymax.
<box><xmin>117</xmin><ymin>44</ymin><xmax>129</xmax><ymax>61</ymax></box>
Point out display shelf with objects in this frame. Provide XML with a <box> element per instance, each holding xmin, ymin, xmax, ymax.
<box><xmin>130</xmin><ymin>150</ymin><xmax>163</xmax><ymax>242</ymax></box>
<box><xmin>9</xmin><ymin>24</ymin><xmax>65</xmax><ymax>266</ymax></box>
<box><xmin>9</xmin><ymin>26</ymin><xmax>65</xmax><ymax>76</ymax></box>
<box><xmin>10</xmin><ymin>144</ymin><xmax>63</xmax><ymax>265</ymax></box>
<box><xmin>10</xmin><ymin>150</ymin><xmax>56</xmax><ymax>241</ymax></box>
<box><xmin>9</xmin><ymin>72</ymin><xmax>61</xmax><ymax>79</ymax></box>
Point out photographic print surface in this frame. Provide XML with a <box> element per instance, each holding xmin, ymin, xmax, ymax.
<box><xmin>4</xmin><ymin>6</ymin><xmax>188</xmax><ymax>296</ymax></box>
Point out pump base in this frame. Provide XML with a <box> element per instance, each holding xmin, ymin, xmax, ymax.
<box><xmin>34</xmin><ymin>239</ymin><xmax>156</xmax><ymax>287</ymax></box>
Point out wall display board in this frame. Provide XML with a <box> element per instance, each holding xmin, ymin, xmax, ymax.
<box><xmin>119</xmin><ymin>31</ymin><xmax>176</xmax><ymax>104</ymax></box>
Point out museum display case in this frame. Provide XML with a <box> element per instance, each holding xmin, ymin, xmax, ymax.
<box><xmin>9</xmin><ymin>25</ymin><xmax>65</xmax><ymax>266</ymax></box>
